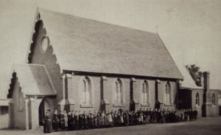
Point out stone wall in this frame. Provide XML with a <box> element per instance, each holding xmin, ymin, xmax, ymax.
<box><xmin>29</xmin><ymin>21</ymin><xmax>63</xmax><ymax>108</ymax></box>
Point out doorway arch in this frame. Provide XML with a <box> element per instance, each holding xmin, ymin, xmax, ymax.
<box><xmin>39</xmin><ymin>98</ymin><xmax>52</xmax><ymax>126</ymax></box>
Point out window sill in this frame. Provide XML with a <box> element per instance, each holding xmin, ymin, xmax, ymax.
<box><xmin>164</xmin><ymin>103</ymin><xmax>172</xmax><ymax>107</ymax></box>
<box><xmin>141</xmin><ymin>103</ymin><xmax>150</xmax><ymax>107</ymax></box>
<box><xmin>113</xmin><ymin>104</ymin><xmax>125</xmax><ymax>107</ymax></box>
<box><xmin>195</xmin><ymin>105</ymin><xmax>201</xmax><ymax>108</ymax></box>
<box><xmin>212</xmin><ymin>105</ymin><xmax>216</xmax><ymax>107</ymax></box>
<box><xmin>80</xmin><ymin>104</ymin><xmax>93</xmax><ymax>108</ymax></box>
<box><xmin>17</xmin><ymin>108</ymin><xmax>23</xmax><ymax>112</ymax></box>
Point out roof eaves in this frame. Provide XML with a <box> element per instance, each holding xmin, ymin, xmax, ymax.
<box><xmin>180</xmin><ymin>86</ymin><xmax>203</xmax><ymax>90</ymax></box>
<box><xmin>65</xmin><ymin>69</ymin><xmax>183</xmax><ymax>80</ymax></box>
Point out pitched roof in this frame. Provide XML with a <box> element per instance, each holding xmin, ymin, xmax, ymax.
<box><xmin>38</xmin><ymin>8</ymin><xmax>183</xmax><ymax>80</ymax></box>
<box><xmin>13</xmin><ymin>64</ymin><xmax>56</xmax><ymax>96</ymax></box>
<box><xmin>177</xmin><ymin>64</ymin><xmax>203</xmax><ymax>89</ymax></box>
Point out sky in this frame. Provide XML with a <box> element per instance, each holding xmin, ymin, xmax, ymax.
<box><xmin>0</xmin><ymin>0</ymin><xmax>221</xmax><ymax>98</ymax></box>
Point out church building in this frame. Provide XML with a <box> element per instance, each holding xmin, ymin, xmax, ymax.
<box><xmin>6</xmin><ymin>8</ymin><xmax>183</xmax><ymax>129</ymax></box>
<box><xmin>0</xmin><ymin>8</ymin><xmax>219</xmax><ymax>130</ymax></box>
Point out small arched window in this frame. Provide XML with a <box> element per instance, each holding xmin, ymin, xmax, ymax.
<box><xmin>165</xmin><ymin>82</ymin><xmax>171</xmax><ymax>104</ymax></box>
<box><xmin>196</xmin><ymin>93</ymin><xmax>200</xmax><ymax>106</ymax></box>
<box><xmin>115</xmin><ymin>79</ymin><xmax>123</xmax><ymax>104</ymax></box>
<box><xmin>142</xmin><ymin>81</ymin><xmax>149</xmax><ymax>104</ymax></box>
<box><xmin>82</xmin><ymin>77</ymin><xmax>92</xmax><ymax>105</ymax></box>
<box><xmin>212</xmin><ymin>93</ymin><xmax>215</xmax><ymax>105</ymax></box>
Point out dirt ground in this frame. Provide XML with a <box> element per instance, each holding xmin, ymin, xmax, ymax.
<box><xmin>1</xmin><ymin>117</ymin><xmax>221</xmax><ymax>135</ymax></box>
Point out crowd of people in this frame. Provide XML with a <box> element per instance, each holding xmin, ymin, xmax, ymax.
<box><xmin>43</xmin><ymin>108</ymin><xmax>198</xmax><ymax>133</ymax></box>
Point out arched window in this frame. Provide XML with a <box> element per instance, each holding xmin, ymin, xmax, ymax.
<box><xmin>196</xmin><ymin>93</ymin><xmax>199</xmax><ymax>106</ymax></box>
<box><xmin>212</xmin><ymin>93</ymin><xmax>215</xmax><ymax>105</ymax></box>
<box><xmin>115</xmin><ymin>79</ymin><xmax>123</xmax><ymax>104</ymax></box>
<box><xmin>83</xmin><ymin>77</ymin><xmax>91</xmax><ymax>105</ymax></box>
<box><xmin>165</xmin><ymin>82</ymin><xmax>171</xmax><ymax>104</ymax></box>
<box><xmin>142</xmin><ymin>81</ymin><xmax>149</xmax><ymax>104</ymax></box>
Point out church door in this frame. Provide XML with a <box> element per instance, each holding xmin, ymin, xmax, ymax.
<box><xmin>39</xmin><ymin>99</ymin><xmax>51</xmax><ymax>126</ymax></box>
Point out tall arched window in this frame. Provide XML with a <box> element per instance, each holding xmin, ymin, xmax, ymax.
<box><xmin>212</xmin><ymin>93</ymin><xmax>215</xmax><ymax>105</ymax></box>
<box><xmin>196</xmin><ymin>93</ymin><xmax>199</xmax><ymax>106</ymax></box>
<box><xmin>115</xmin><ymin>79</ymin><xmax>123</xmax><ymax>104</ymax></box>
<box><xmin>83</xmin><ymin>77</ymin><xmax>91</xmax><ymax>105</ymax></box>
<box><xmin>165</xmin><ymin>82</ymin><xmax>171</xmax><ymax>104</ymax></box>
<box><xmin>142</xmin><ymin>81</ymin><xmax>149</xmax><ymax>104</ymax></box>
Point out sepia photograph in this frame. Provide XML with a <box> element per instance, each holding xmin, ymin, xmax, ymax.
<box><xmin>0</xmin><ymin>0</ymin><xmax>221</xmax><ymax>135</ymax></box>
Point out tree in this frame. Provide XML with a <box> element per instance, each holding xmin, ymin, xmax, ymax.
<box><xmin>186</xmin><ymin>64</ymin><xmax>203</xmax><ymax>86</ymax></box>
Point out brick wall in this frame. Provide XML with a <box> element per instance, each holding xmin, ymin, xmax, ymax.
<box><xmin>66</xmin><ymin>74</ymin><xmax>178</xmax><ymax>112</ymax></box>
<box><xmin>11</xmin><ymin>78</ymin><xmax>26</xmax><ymax>129</ymax></box>
<box><xmin>207</xmin><ymin>90</ymin><xmax>219</xmax><ymax>117</ymax></box>
<box><xmin>191</xmin><ymin>89</ymin><xmax>204</xmax><ymax>117</ymax></box>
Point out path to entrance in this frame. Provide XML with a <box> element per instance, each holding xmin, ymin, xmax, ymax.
<box><xmin>1</xmin><ymin>117</ymin><xmax>221</xmax><ymax>135</ymax></box>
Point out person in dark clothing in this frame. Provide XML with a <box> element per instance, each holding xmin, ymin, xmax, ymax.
<box><xmin>143</xmin><ymin>109</ymin><xmax>147</xmax><ymax>124</ymax></box>
<box><xmin>194</xmin><ymin>109</ymin><xmax>198</xmax><ymax>120</ymax></box>
<box><xmin>154</xmin><ymin>109</ymin><xmax>158</xmax><ymax>123</ymax></box>
<box><xmin>135</xmin><ymin>111</ymin><xmax>139</xmax><ymax>124</ymax></box>
<box><xmin>97</xmin><ymin>111</ymin><xmax>102</xmax><ymax>128</ymax></box>
<box><xmin>128</xmin><ymin>111</ymin><xmax>132</xmax><ymax>125</ymax></box>
<box><xmin>82</xmin><ymin>111</ymin><xmax>86</xmax><ymax>129</ymax></box>
<box><xmin>88</xmin><ymin>111</ymin><xmax>93</xmax><ymax>129</ymax></box>
<box><xmin>101</xmin><ymin>111</ymin><xmax>106</xmax><ymax>127</ymax></box>
<box><xmin>146</xmin><ymin>108</ymin><xmax>151</xmax><ymax>124</ymax></box>
<box><xmin>119</xmin><ymin>111</ymin><xmax>124</xmax><ymax>126</ymax></box>
<box><xmin>44</xmin><ymin>111</ymin><xmax>52</xmax><ymax>133</ymax></box>
<box><xmin>71</xmin><ymin>111</ymin><xmax>75</xmax><ymax>130</ymax></box>
<box><xmin>59</xmin><ymin>112</ymin><xmax>65</xmax><ymax>131</ymax></box>
<box><xmin>84</xmin><ymin>111</ymin><xmax>89</xmax><ymax>129</ymax></box>
<box><xmin>52</xmin><ymin>110</ymin><xmax>59</xmax><ymax>131</ymax></box>
<box><xmin>119</xmin><ymin>107</ymin><xmax>123</xmax><ymax>113</ymax></box>
<box><xmin>123</xmin><ymin>111</ymin><xmax>129</xmax><ymax>126</ymax></box>
<box><xmin>161</xmin><ymin>109</ymin><xmax>166</xmax><ymax>123</ymax></box>
<box><xmin>74</xmin><ymin>111</ymin><xmax>79</xmax><ymax>130</ymax></box>
<box><xmin>79</xmin><ymin>111</ymin><xmax>83</xmax><ymax>130</ymax></box>
<box><xmin>93</xmin><ymin>111</ymin><xmax>98</xmax><ymax>128</ymax></box>
<box><xmin>110</xmin><ymin>111</ymin><xmax>115</xmax><ymax>127</ymax></box>
<box><xmin>114</xmin><ymin>111</ymin><xmax>118</xmax><ymax>126</ymax></box>
<box><xmin>139</xmin><ymin>110</ymin><xmax>144</xmax><ymax>124</ymax></box>
<box><xmin>150</xmin><ymin>109</ymin><xmax>154</xmax><ymax>123</ymax></box>
<box><xmin>67</xmin><ymin>111</ymin><xmax>72</xmax><ymax>130</ymax></box>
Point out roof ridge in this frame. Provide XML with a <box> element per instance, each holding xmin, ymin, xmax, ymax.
<box><xmin>38</xmin><ymin>7</ymin><xmax>157</xmax><ymax>35</ymax></box>
<box><xmin>13</xmin><ymin>63</ymin><xmax>45</xmax><ymax>67</ymax></box>
<box><xmin>27</xmin><ymin>64</ymin><xmax>45</xmax><ymax>67</ymax></box>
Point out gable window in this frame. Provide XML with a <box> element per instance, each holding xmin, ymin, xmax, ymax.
<box><xmin>165</xmin><ymin>82</ymin><xmax>171</xmax><ymax>104</ymax></box>
<box><xmin>212</xmin><ymin>93</ymin><xmax>215</xmax><ymax>106</ymax></box>
<box><xmin>82</xmin><ymin>77</ymin><xmax>92</xmax><ymax>105</ymax></box>
<box><xmin>41</xmin><ymin>36</ymin><xmax>49</xmax><ymax>53</ymax></box>
<box><xmin>196</xmin><ymin>93</ymin><xmax>200</xmax><ymax>106</ymax></box>
<box><xmin>142</xmin><ymin>81</ymin><xmax>149</xmax><ymax>105</ymax></box>
<box><xmin>115</xmin><ymin>79</ymin><xmax>123</xmax><ymax>105</ymax></box>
